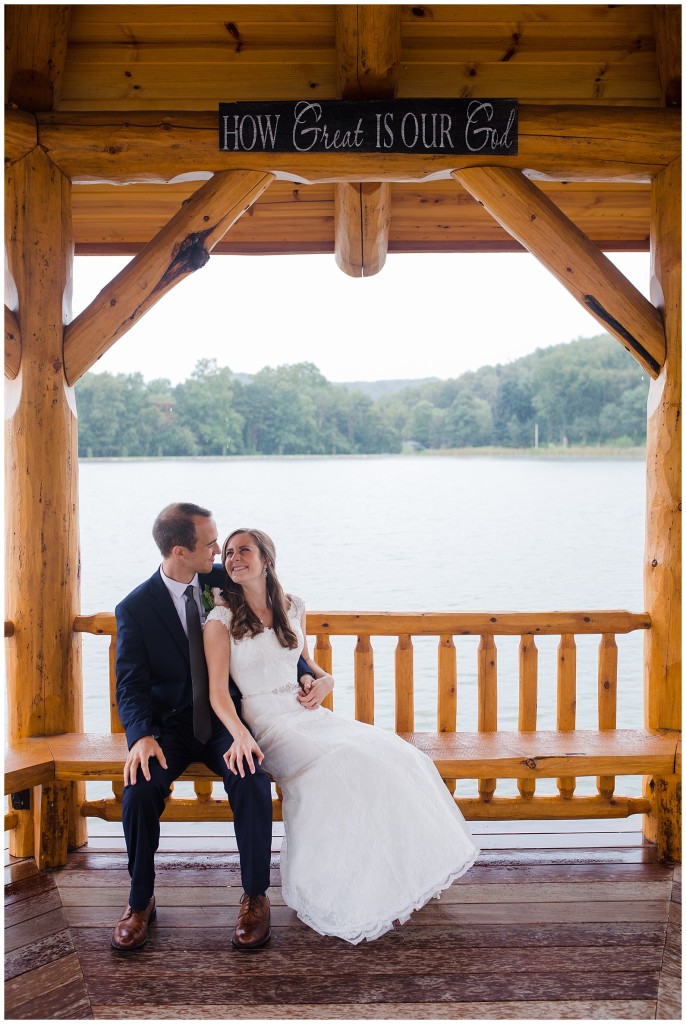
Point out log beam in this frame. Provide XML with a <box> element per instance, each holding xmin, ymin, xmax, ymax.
<box><xmin>653</xmin><ymin>6</ymin><xmax>682</xmax><ymax>108</ymax></box>
<box><xmin>63</xmin><ymin>169</ymin><xmax>274</xmax><ymax>384</ymax></box>
<box><xmin>5</xmin><ymin>107</ymin><xmax>38</xmax><ymax>165</ymax></box>
<box><xmin>452</xmin><ymin>166</ymin><xmax>666</xmax><ymax>378</ymax></box>
<box><xmin>5</xmin><ymin>5</ymin><xmax>71</xmax><ymax>111</ymax></box>
<box><xmin>34</xmin><ymin>106</ymin><xmax>680</xmax><ymax>186</ymax></box>
<box><xmin>5</xmin><ymin>144</ymin><xmax>86</xmax><ymax>858</ymax></box>
<box><xmin>643</xmin><ymin>158</ymin><xmax>681</xmax><ymax>862</ymax></box>
<box><xmin>334</xmin><ymin>5</ymin><xmax>400</xmax><ymax>277</ymax></box>
<box><xmin>4</xmin><ymin>306</ymin><xmax>21</xmax><ymax>379</ymax></box>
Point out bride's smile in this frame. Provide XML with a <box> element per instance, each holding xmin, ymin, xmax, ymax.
<box><xmin>224</xmin><ymin>534</ymin><xmax>266</xmax><ymax>583</ymax></box>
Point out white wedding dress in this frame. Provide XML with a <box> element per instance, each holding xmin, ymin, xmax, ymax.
<box><xmin>207</xmin><ymin>596</ymin><xmax>479</xmax><ymax>944</ymax></box>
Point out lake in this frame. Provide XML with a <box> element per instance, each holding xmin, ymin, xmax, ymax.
<box><xmin>79</xmin><ymin>454</ymin><xmax>648</xmax><ymax>795</ymax></box>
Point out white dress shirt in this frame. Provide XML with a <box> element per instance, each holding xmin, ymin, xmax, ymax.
<box><xmin>159</xmin><ymin>566</ymin><xmax>205</xmax><ymax>634</ymax></box>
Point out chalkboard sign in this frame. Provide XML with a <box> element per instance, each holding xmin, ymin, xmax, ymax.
<box><xmin>218</xmin><ymin>99</ymin><xmax>518</xmax><ymax>156</ymax></box>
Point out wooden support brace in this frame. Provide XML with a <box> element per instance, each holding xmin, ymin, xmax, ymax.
<box><xmin>5</xmin><ymin>306</ymin><xmax>21</xmax><ymax>379</ymax></box>
<box><xmin>452</xmin><ymin>167</ymin><xmax>667</xmax><ymax>378</ymax></box>
<box><xmin>63</xmin><ymin>169</ymin><xmax>274</xmax><ymax>383</ymax></box>
<box><xmin>334</xmin><ymin>5</ymin><xmax>400</xmax><ymax>277</ymax></box>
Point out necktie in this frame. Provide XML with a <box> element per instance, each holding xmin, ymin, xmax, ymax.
<box><xmin>184</xmin><ymin>585</ymin><xmax>213</xmax><ymax>744</ymax></box>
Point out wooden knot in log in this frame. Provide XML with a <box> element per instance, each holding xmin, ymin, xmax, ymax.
<box><xmin>155</xmin><ymin>231</ymin><xmax>211</xmax><ymax>293</ymax></box>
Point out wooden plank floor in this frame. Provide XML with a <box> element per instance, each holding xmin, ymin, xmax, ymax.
<box><xmin>5</xmin><ymin>820</ymin><xmax>681</xmax><ymax>1020</ymax></box>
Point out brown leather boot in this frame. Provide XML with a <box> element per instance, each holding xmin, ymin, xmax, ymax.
<box><xmin>231</xmin><ymin>893</ymin><xmax>271</xmax><ymax>950</ymax></box>
<box><xmin>111</xmin><ymin>896</ymin><xmax>157</xmax><ymax>951</ymax></box>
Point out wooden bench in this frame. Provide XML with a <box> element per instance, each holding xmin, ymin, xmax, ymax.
<box><xmin>5</xmin><ymin>608</ymin><xmax>681</xmax><ymax>867</ymax></box>
<box><xmin>6</xmin><ymin>727</ymin><xmax>680</xmax><ymax>867</ymax></box>
<box><xmin>5</xmin><ymin>738</ymin><xmax>55</xmax><ymax>794</ymax></box>
<box><xmin>4</xmin><ymin>738</ymin><xmax>60</xmax><ymax>864</ymax></box>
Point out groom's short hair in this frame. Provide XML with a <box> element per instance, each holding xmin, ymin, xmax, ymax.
<box><xmin>153</xmin><ymin>502</ymin><xmax>213</xmax><ymax>557</ymax></box>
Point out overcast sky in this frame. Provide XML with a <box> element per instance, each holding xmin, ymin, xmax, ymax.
<box><xmin>72</xmin><ymin>250</ymin><xmax>650</xmax><ymax>385</ymax></box>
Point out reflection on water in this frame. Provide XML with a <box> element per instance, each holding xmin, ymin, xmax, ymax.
<box><xmin>80</xmin><ymin>455</ymin><xmax>646</xmax><ymax>765</ymax></box>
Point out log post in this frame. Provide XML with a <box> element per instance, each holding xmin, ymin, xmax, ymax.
<box><xmin>5</xmin><ymin>146</ymin><xmax>86</xmax><ymax>864</ymax></box>
<box><xmin>653</xmin><ymin>6</ymin><xmax>681</xmax><ymax>108</ymax></box>
<box><xmin>5</xmin><ymin>5</ymin><xmax>71</xmax><ymax>111</ymax></box>
<box><xmin>643</xmin><ymin>158</ymin><xmax>681</xmax><ymax>862</ymax></box>
<box><xmin>334</xmin><ymin>4</ymin><xmax>400</xmax><ymax>277</ymax></box>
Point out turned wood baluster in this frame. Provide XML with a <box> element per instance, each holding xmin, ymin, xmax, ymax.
<box><xmin>518</xmin><ymin>635</ymin><xmax>539</xmax><ymax>800</ymax></box>
<box><xmin>314</xmin><ymin>633</ymin><xmax>334</xmax><ymax>711</ymax></box>
<box><xmin>395</xmin><ymin>634</ymin><xmax>414</xmax><ymax>733</ymax></box>
<box><xmin>194</xmin><ymin>780</ymin><xmax>213</xmax><ymax>802</ymax></box>
<box><xmin>477</xmin><ymin>635</ymin><xmax>497</xmax><ymax>802</ymax></box>
<box><xmin>355</xmin><ymin>636</ymin><xmax>374</xmax><ymax>725</ymax></box>
<box><xmin>597</xmin><ymin>633</ymin><xmax>618</xmax><ymax>801</ymax></box>
<box><xmin>438</xmin><ymin>635</ymin><xmax>457</xmax><ymax>794</ymax></box>
<box><xmin>557</xmin><ymin>634</ymin><xmax>577</xmax><ymax>799</ymax></box>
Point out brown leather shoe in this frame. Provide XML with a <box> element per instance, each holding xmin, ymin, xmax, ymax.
<box><xmin>232</xmin><ymin>893</ymin><xmax>271</xmax><ymax>950</ymax></box>
<box><xmin>111</xmin><ymin>897</ymin><xmax>156</xmax><ymax>951</ymax></box>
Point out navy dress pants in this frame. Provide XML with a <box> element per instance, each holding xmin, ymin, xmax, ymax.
<box><xmin>122</xmin><ymin>708</ymin><xmax>273</xmax><ymax>909</ymax></box>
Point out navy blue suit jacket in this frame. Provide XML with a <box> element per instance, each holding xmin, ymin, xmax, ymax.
<box><xmin>115</xmin><ymin>565</ymin><xmax>311</xmax><ymax>749</ymax></box>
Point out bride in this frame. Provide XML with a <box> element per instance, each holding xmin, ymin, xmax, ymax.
<box><xmin>203</xmin><ymin>528</ymin><xmax>478</xmax><ymax>944</ymax></box>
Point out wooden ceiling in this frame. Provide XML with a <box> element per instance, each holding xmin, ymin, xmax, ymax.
<box><xmin>5</xmin><ymin>5</ymin><xmax>678</xmax><ymax>257</ymax></box>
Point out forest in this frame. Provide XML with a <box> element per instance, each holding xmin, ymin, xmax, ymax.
<box><xmin>76</xmin><ymin>333</ymin><xmax>649</xmax><ymax>458</ymax></box>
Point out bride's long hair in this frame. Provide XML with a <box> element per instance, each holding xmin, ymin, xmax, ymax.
<box><xmin>220</xmin><ymin>528</ymin><xmax>299</xmax><ymax>650</ymax></box>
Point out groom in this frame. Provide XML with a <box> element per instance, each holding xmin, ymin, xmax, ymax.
<box><xmin>112</xmin><ymin>501</ymin><xmax>309</xmax><ymax>952</ymax></box>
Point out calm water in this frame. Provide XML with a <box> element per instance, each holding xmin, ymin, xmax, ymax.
<box><xmin>80</xmin><ymin>454</ymin><xmax>647</xmax><ymax>789</ymax></box>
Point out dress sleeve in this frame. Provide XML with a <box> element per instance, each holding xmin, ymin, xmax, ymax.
<box><xmin>205</xmin><ymin>605</ymin><xmax>233</xmax><ymax>631</ymax></box>
<box><xmin>289</xmin><ymin>594</ymin><xmax>305</xmax><ymax>619</ymax></box>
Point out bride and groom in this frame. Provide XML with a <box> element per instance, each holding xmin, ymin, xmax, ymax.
<box><xmin>112</xmin><ymin>501</ymin><xmax>478</xmax><ymax>952</ymax></box>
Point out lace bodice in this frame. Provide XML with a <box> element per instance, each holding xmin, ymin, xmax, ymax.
<box><xmin>206</xmin><ymin>594</ymin><xmax>305</xmax><ymax>699</ymax></box>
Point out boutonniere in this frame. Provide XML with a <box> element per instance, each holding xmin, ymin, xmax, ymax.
<box><xmin>201</xmin><ymin>584</ymin><xmax>215</xmax><ymax>612</ymax></box>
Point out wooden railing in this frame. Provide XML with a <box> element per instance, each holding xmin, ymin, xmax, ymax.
<box><xmin>67</xmin><ymin>608</ymin><xmax>662</xmax><ymax>823</ymax></box>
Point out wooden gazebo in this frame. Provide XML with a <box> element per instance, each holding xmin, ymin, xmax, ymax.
<box><xmin>4</xmin><ymin>5</ymin><xmax>682</xmax><ymax>1018</ymax></box>
<box><xmin>5</xmin><ymin>4</ymin><xmax>681</xmax><ymax>860</ymax></box>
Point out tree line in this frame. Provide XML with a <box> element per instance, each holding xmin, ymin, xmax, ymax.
<box><xmin>76</xmin><ymin>333</ymin><xmax>649</xmax><ymax>458</ymax></box>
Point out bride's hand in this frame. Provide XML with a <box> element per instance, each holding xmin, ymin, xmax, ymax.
<box><xmin>297</xmin><ymin>673</ymin><xmax>334</xmax><ymax>710</ymax></box>
<box><xmin>224</xmin><ymin>730</ymin><xmax>265</xmax><ymax>778</ymax></box>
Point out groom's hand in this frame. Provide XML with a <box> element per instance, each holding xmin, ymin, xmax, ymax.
<box><xmin>124</xmin><ymin>736</ymin><xmax>168</xmax><ymax>786</ymax></box>
<box><xmin>297</xmin><ymin>673</ymin><xmax>334</xmax><ymax>709</ymax></box>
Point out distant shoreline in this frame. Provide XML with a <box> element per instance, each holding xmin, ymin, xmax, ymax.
<box><xmin>79</xmin><ymin>446</ymin><xmax>646</xmax><ymax>463</ymax></box>
<box><xmin>417</xmin><ymin>445</ymin><xmax>645</xmax><ymax>460</ymax></box>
